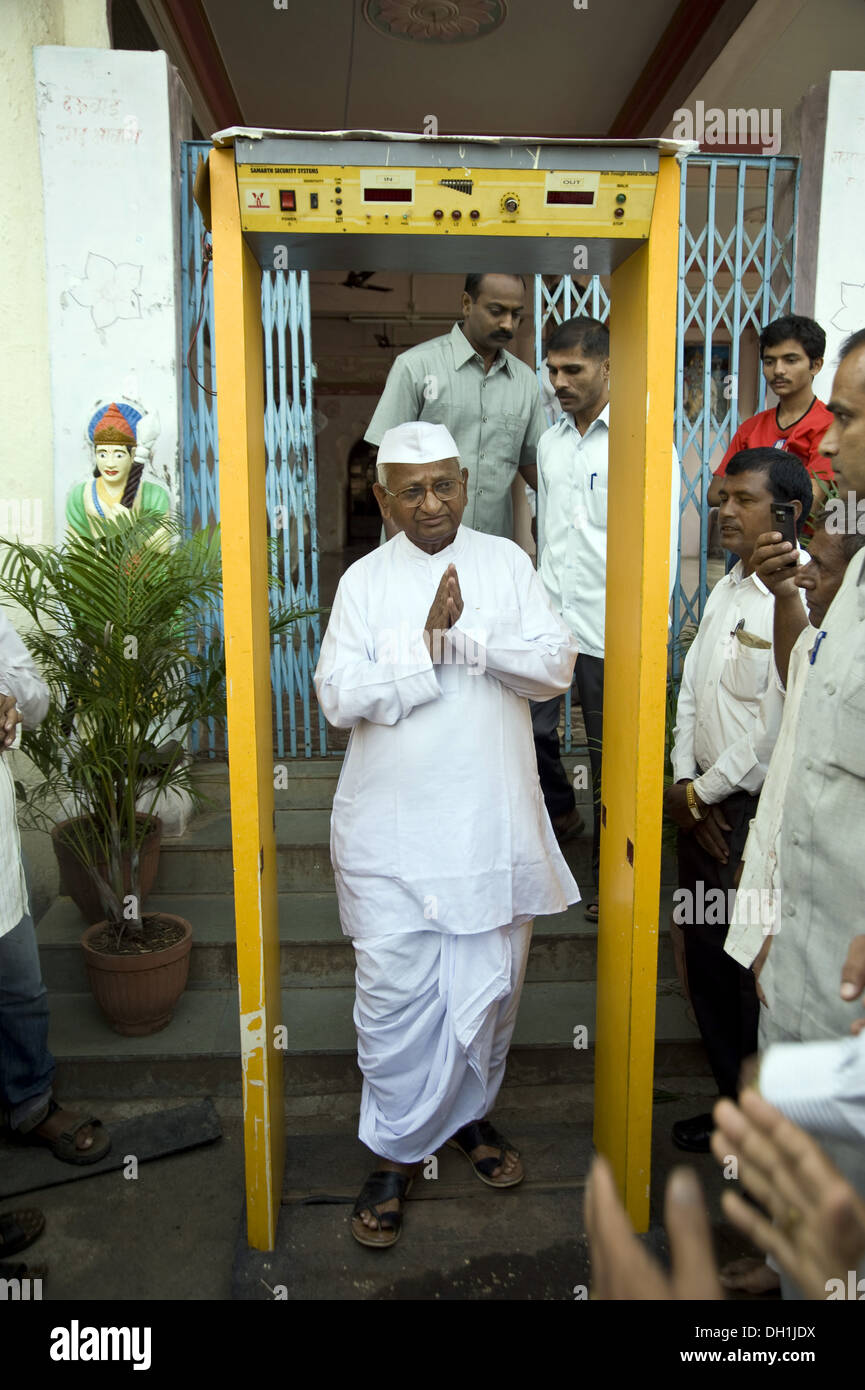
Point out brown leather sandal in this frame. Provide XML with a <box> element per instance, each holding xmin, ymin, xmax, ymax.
<box><xmin>14</xmin><ymin>1101</ymin><xmax>111</xmax><ymax>1166</ymax></box>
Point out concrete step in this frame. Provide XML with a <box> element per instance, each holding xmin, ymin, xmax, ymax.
<box><xmin>47</xmin><ymin>979</ymin><xmax>702</xmax><ymax>1101</ymax></box>
<box><xmin>37</xmin><ymin>892</ymin><xmax>681</xmax><ymax>992</ymax></box>
<box><xmin>191</xmin><ymin>757</ymin><xmax>597</xmax><ymax>812</ymax></box>
<box><xmin>192</xmin><ymin>759</ymin><xmax>344</xmax><ymax>811</ymax></box>
<box><xmin>156</xmin><ymin>809</ymin><xmax>600</xmax><ymax>893</ymax></box>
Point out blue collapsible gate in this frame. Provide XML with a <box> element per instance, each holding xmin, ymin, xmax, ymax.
<box><xmin>672</xmin><ymin>154</ymin><xmax>799</xmax><ymax>673</ymax></box>
<box><xmin>534</xmin><ymin>154</ymin><xmax>800</xmax><ymax>742</ymax></box>
<box><xmin>181</xmin><ymin>141</ymin><xmax>326</xmax><ymax>757</ymax></box>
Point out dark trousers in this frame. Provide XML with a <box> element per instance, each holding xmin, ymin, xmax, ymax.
<box><xmin>0</xmin><ymin>910</ymin><xmax>55</xmax><ymax>1131</ymax></box>
<box><xmin>531</xmin><ymin>654</ymin><xmax>604</xmax><ymax>887</ymax></box>
<box><xmin>677</xmin><ymin>789</ymin><xmax>760</xmax><ymax>1099</ymax></box>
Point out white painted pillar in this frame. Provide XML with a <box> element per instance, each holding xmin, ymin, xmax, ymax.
<box><xmin>795</xmin><ymin>72</ymin><xmax>865</xmax><ymax>397</ymax></box>
<box><xmin>34</xmin><ymin>47</ymin><xmax>191</xmax><ymax>540</ymax></box>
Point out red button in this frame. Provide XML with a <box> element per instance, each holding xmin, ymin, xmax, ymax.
<box><xmin>279</xmin><ymin>190</ymin><xmax>296</xmax><ymax>211</ymax></box>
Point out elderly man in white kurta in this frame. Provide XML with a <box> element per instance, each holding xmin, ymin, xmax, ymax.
<box><xmin>314</xmin><ymin>421</ymin><xmax>579</xmax><ymax>1248</ymax></box>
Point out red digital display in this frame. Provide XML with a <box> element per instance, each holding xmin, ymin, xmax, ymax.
<box><xmin>546</xmin><ymin>190</ymin><xmax>595</xmax><ymax>205</ymax></box>
<box><xmin>279</xmin><ymin>189</ymin><xmax>296</xmax><ymax>211</ymax></box>
<box><xmin>362</xmin><ymin>188</ymin><xmax>413</xmax><ymax>202</ymax></box>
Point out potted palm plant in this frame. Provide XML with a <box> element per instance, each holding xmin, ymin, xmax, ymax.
<box><xmin>0</xmin><ymin>511</ymin><xmax>305</xmax><ymax>1035</ymax></box>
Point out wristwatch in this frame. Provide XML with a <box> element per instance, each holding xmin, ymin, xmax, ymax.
<box><xmin>686</xmin><ymin>781</ymin><xmax>707</xmax><ymax>821</ymax></box>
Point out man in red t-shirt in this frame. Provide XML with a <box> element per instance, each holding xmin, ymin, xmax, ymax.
<box><xmin>707</xmin><ymin>316</ymin><xmax>833</xmax><ymax>511</ymax></box>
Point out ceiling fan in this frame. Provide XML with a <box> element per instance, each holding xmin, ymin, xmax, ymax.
<box><xmin>340</xmin><ymin>271</ymin><xmax>394</xmax><ymax>293</ymax></box>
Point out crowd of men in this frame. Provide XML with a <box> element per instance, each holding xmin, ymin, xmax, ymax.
<box><xmin>3</xmin><ymin>265</ymin><xmax>864</xmax><ymax>1300</ymax></box>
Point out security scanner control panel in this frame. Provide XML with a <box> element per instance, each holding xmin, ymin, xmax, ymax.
<box><xmin>224</xmin><ymin>133</ymin><xmax>664</xmax><ymax>274</ymax></box>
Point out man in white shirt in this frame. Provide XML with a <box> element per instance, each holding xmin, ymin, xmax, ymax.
<box><xmin>533</xmin><ymin>316</ymin><xmax>680</xmax><ymax>918</ymax></box>
<box><xmin>314</xmin><ymin>422</ymin><xmax>579</xmax><ymax>1249</ymax></box>
<box><xmin>365</xmin><ymin>274</ymin><xmax>546</xmax><ymax>541</ymax></box>
<box><xmin>0</xmin><ymin>610</ymin><xmax>110</xmax><ymax>1162</ymax></box>
<box><xmin>664</xmin><ymin>447</ymin><xmax>812</xmax><ymax>1153</ymax></box>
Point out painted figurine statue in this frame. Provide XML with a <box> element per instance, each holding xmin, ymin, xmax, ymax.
<box><xmin>66</xmin><ymin>400</ymin><xmax>170</xmax><ymax>538</ymax></box>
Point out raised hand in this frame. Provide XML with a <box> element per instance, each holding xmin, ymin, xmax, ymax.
<box><xmin>585</xmin><ymin>1154</ymin><xmax>722</xmax><ymax>1300</ymax></box>
<box><xmin>423</xmin><ymin>565</ymin><xmax>463</xmax><ymax>661</ymax></box>
<box><xmin>753</xmin><ymin>531</ymin><xmax>799</xmax><ymax>598</ymax></box>
<box><xmin>712</xmin><ymin>1090</ymin><xmax>865</xmax><ymax>1300</ymax></box>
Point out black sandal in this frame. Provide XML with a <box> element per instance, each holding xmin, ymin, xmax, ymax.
<box><xmin>350</xmin><ymin>1169</ymin><xmax>413</xmax><ymax>1249</ymax></box>
<box><xmin>0</xmin><ymin>1209</ymin><xmax>45</xmax><ymax>1258</ymax></box>
<box><xmin>447</xmin><ymin>1119</ymin><xmax>524</xmax><ymax>1188</ymax></box>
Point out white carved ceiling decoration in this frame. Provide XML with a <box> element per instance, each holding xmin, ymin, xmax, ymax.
<box><xmin>362</xmin><ymin>0</ymin><xmax>507</xmax><ymax>44</ymax></box>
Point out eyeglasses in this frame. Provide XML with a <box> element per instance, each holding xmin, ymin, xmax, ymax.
<box><xmin>381</xmin><ymin>479</ymin><xmax>462</xmax><ymax>506</ymax></box>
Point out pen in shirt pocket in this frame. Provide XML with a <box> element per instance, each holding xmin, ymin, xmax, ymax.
<box><xmin>809</xmin><ymin>631</ymin><xmax>827</xmax><ymax>665</ymax></box>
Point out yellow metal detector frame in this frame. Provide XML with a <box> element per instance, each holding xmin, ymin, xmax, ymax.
<box><xmin>206</xmin><ymin>130</ymin><xmax>683</xmax><ymax>1249</ymax></box>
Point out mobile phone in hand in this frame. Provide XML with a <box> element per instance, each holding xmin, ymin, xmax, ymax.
<box><xmin>770</xmin><ymin>502</ymin><xmax>797</xmax><ymax>549</ymax></box>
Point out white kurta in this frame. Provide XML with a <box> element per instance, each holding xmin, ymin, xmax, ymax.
<box><xmin>316</xmin><ymin>525</ymin><xmax>580</xmax><ymax>1158</ymax></box>
<box><xmin>315</xmin><ymin>525</ymin><xmax>581</xmax><ymax>938</ymax></box>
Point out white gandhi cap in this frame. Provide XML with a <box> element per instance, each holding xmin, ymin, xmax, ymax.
<box><xmin>376</xmin><ymin>421</ymin><xmax>460</xmax><ymax>465</ymax></box>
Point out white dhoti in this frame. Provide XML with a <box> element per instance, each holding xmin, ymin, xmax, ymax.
<box><xmin>353</xmin><ymin>920</ymin><xmax>532</xmax><ymax>1163</ymax></box>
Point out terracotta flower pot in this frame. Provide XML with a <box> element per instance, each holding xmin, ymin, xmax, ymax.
<box><xmin>81</xmin><ymin>915</ymin><xmax>192</xmax><ymax>1036</ymax></box>
<box><xmin>52</xmin><ymin>815</ymin><xmax>163</xmax><ymax>924</ymax></box>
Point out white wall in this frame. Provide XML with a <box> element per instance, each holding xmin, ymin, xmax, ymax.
<box><xmin>34</xmin><ymin>46</ymin><xmax>191</xmax><ymax>538</ymax></box>
<box><xmin>805</xmin><ymin>72</ymin><xmax>865</xmax><ymax>398</ymax></box>
<box><xmin>0</xmin><ymin>0</ymin><xmax>109</xmax><ymax>548</ymax></box>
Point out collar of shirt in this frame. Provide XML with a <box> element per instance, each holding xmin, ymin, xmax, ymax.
<box><xmin>449</xmin><ymin>321</ymin><xmax>514</xmax><ymax>378</ymax></box>
<box><xmin>725</xmin><ymin>549</ymin><xmax>808</xmax><ymax>598</ymax></box>
<box><xmin>724</xmin><ymin>556</ymin><xmax>769</xmax><ymax>596</ymax></box>
<box><xmin>393</xmin><ymin>523</ymin><xmax>469</xmax><ymax>567</ymax></box>
<box><xmin>551</xmin><ymin>399</ymin><xmax>610</xmax><ymax>440</ymax></box>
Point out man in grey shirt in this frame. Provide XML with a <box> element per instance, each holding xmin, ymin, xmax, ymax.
<box><xmin>365</xmin><ymin>273</ymin><xmax>545</xmax><ymax>540</ymax></box>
